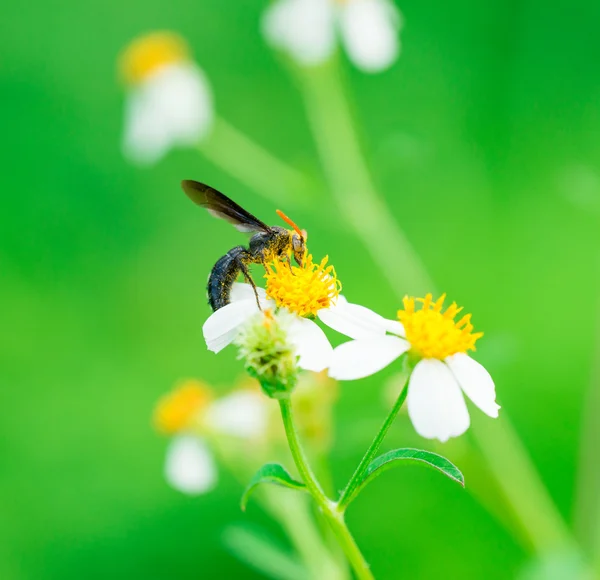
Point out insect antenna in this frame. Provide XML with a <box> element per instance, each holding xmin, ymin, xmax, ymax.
<box><xmin>276</xmin><ymin>209</ymin><xmax>304</xmax><ymax>240</ymax></box>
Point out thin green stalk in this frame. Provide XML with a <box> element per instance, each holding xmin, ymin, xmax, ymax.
<box><xmin>265</xmin><ymin>491</ymin><xmax>349</xmax><ymax>580</ymax></box>
<box><xmin>470</xmin><ymin>413</ymin><xmax>574</xmax><ymax>554</ymax></box>
<box><xmin>574</xmin><ymin>299</ymin><xmax>600</xmax><ymax>571</ymax></box>
<box><xmin>338</xmin><ymin>376</ymin><xmax>409</xmax><ymax>511</ymax></box>
<box><xmin>296</xmin><ymin>57</ymin><xmax>578</xmax><ymax>560</ymax></box>
<box><xmin>199</xmin><ymin>115</ymin><xmax>311</xmax><ymax>208</ymax></box>
<box><xmin>295</xmin><ymin>61</ymin><xmax>433</xmax><ymax>297</ymax></box>
<box><xmin>211</xmin><ymin>437</ymin><xmax>344</xmax><ymax>578</ymax></box>
<box><xmin>279</xmin><ymin>397</ymin><xmax>374</xmax><ymax>580</ymax></box>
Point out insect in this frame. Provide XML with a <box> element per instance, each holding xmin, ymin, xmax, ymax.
<box><xmin>181</xmin><ymin>180</ymin><xmax>306</xmax><ymax>312</ymax></box>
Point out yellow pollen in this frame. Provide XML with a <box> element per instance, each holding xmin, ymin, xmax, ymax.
<box><xmin>119</xmin><ymin>31</ymin><xmax>190</xmax><ymax>86</ymax></box>
<box><xmin>398</xmin><ymin>293</ymin><xmax>483</xmax><ymax>360</ymax></box>
<box><xmin>264</xmin><ymin>253</ymin><xmax>341</xmax><ymax>317</ymax></box>
<box><xmin>262</xmin><ymin>308</ymin><xmax>275</xmax><ymax>328</ymax></box>
<box><xmin>153</xmin><ymin>379</ymin><xmax>212</xmax><ymax>434</ymax></box>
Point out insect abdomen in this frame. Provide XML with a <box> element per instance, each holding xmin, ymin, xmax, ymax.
<box><xmin>207</xmin><ymin>246</ymin><xmax>247</xmax><ymax>311</ymax></box>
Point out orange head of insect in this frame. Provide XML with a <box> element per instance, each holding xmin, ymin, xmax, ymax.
<box><xmin>276</xmin><ymin>210</ymin><xmax>306</xmax><ymax>267</ymax></box>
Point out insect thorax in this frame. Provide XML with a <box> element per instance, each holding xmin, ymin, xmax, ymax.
<box><xmin>249</xmin><ymin>226</ymin><xmax>292</xmax><ymax>262</ymax></box>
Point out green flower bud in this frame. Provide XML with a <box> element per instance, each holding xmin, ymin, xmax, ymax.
<box><xmin>234</xmin><ymin>310</ymin><xmax>298</xmax><ymax>399</ymax></box>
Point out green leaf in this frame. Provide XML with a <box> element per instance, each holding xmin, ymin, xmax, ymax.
<box><xmin>241</xmin><ymin>463</ymin><xmax>306</xmax><ymax>511</ymax></box>
<box><xmin>223</xmin><ymin>523</ymin><xmax>309</xmax><ymax>580</ymax></box>
<box><xmin>348</xmin><ymin>448</ymin><xmax>464</xmax><ymax>505</ymax></box>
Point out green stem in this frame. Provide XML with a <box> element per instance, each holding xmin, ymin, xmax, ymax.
<box><xmin>574</xmin><ymin>299</ymin><xmax>600</xmax><ymax>571</ymax></box>
<box><xmin>295</xmin><ymin>57</ymin><xmax>579</xmax><ymax>561</ymax></box>
<box><xmin>265</xmin><ymin>491</ymin><xmax>349</xmax><ymax>580</ymax></box>
<box><xmin>199</xmin><ymin>115</ymin><xmax>312</xmax><ymax>208</ymax></box>
<box><xmin>279</xmin><ymin>397</ymin><xmax>374</xmax><ymax>580</ymax></box>
<box><xmin>470</xmin><ymin>413</ymin><xmax>574</xmax><ymax>554</ymax></box>
<box><xmin>210</xmin><ymin>436</ymin><xmax>345</xmax><ymax>578</ymax></box>
<box><xmin>338</xmin><ymin>375</ymin><xmax>409</xmax><ymax>511</ymax></box>
<box><xmin>296</xmin><ymin>61</ymin><xmax>433</xmax><ymax>297</ymax></box>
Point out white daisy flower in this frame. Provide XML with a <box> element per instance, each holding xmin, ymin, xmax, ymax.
<box><xmin>203</xmin><ymin>254</ymin><xmax>390</xmax><ymax>372</ymax></box>
<box><xmin>328</xmin><ymin>294</ymin><xmax>500</xmax><ymax>442</ymax></box>
<box><xmin>155</xmin><ymin>381</ymin><xmax>268</xmax><ymax>495</ymax></box>
<box><xmin>262</xmin><ymin>0</ymin><xmax>402</xmax><ymax>73</ymax></box>
<box><xmin>119</xmin><ymin>31</ymin><xmax>214</xmax><ymax>164</ymax></box>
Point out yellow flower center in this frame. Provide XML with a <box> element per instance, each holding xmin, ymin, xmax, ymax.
<box><xmin>264</xmin><ymin>253</ymin><xmax>341</xmax><ymax>317</ymax></box>
<box><xmin>153</xmin><ymin>380</ymin><xmax>212</xmax><ymax>434</ymax></box>
<box><xmin>119</xmin><ymin>31</ymin><xmax>189</xmax><ymax>85</ymax></box>
<box><xmin>398</xmin><ymin>293</ymin><xmax>483</xmax><ymax>360</ymax></box>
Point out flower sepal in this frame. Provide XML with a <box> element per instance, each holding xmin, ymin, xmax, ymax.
<box><xmin>405</xmin><ymin>349</ymin><xmax>423</xmax><ymax>368</ymax></box>
<box><xmin>245</xmin><ymin>366</ymin><xmax>297</xmax><ymax>400</ymax></box>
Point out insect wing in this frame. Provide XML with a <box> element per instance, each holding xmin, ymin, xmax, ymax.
<box><xmin>181</xmin><ymin>180</ymin><xmax>272</xmax><ymax>233</ymax></box>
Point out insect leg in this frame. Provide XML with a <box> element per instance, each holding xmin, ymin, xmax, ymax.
<box><xmin>236</xmin><ymin>257</ymin><xmax>263</xmax><ymax>311</ymax></box>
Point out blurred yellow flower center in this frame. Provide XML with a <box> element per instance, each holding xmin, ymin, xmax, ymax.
<box><xmin>264</xmin><ymin>254</ymin><xmax>341</xmax><ymax>317</ymax></box>
<box><xmin>153</xmin><ymin>380</ymin><xmax>212</xmax><ymax>434</ymax></box>
<box><xmin>398</xmin><ymin>293</ymin><xmax>483</xmax><ymax>360</ymax></box>
<box><xmin>119</xmin><ymin>31</ymin><xmax>189</xmax><ymax>85</ymax></box>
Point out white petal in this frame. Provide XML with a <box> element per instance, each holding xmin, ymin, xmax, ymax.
<box><xmin>122</xmin><ymin>91</ymin><xmax>171</xmax><ymax>164</ymax></box>
<box><xmin>230</xmin><ymin>282</ymin><xmax>268</xmax><ymax>304</ymax></box>
<box><xmin>407</xmin><ymin>359</ymin><xmax>470</xmax><ymax>442</ymax></box>
<box><xmin>383</xmin><ymin>319</ymin><xmax>405</xmax><ymax>336</ymax></box>
<box><xmin>262</xmin><ymin>0</ymin><xmax>336</xmax><ymax>65</ymax></box>
<box><xmin>328</xmin><ymin>336</ymin><xmax>409</xmax><ymax>380</ymax></box>
<box><xmin>202</xmin><ymin>299</ymin><xmax>258</xmax><ymax>353</ymax></box>
<box><xmin>333</xmin><ymin>294</ymin><xmax>349</xmax><ymax>307</ymax></box>
<box><xmin>123</xmin><ymin>63</ymin><xmax>213</xmax><ymax>164</ymax></box>
<box><xmin>339</xmin><ymin>0</ymin><xmax>401</xmax><ymax>73</ymax></box>
<box><xmin>205</xmin><ymin>391</ymin><xmax>268</xmax><ymax>439</ymax></box>
<box><xmin>318</xmin><ymin>300</ymin><xmax>391</xmax><ymax>339</ymax></box>
<box><xmin>206</xmin><ymin>325</ymin><xmax>241</xmax><ymax>354</ymax></box>
<box><xmin>288</xmin><ymin>317</ymin><xmax>333</xmax><ymax>372</ymax></box>
<box><xmin>165</xmin><ymin>435</ymin><xmax>216</xmax><ymax>495</ymax></box>
<box><xmin>445</xmin><ymin>353</ymin><xmax>500</xmax><ymax>418</ymax></box>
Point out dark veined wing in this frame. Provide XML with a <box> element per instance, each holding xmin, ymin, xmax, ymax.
<box><xmin>181</xmin><ymin>180</ymin><xmax>272</xmax><ymax>234</ymax></box>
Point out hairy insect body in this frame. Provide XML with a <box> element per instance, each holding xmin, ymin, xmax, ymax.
<box><xmin>248</xmin><ymin>227</ymin><xmax>291</xmax><ymax>261</ymax></box>
<box><xmin>208</xmin><ymin>227</ymin><xmax>292</xmax><ymax>311</ymax></box>
<box><xmin>208</xmin><ymin>246</ymin><xmax>249</xmax><ymax>311</ymax></box>
<box><xmin>181</xmin><ymin>180</ymin><xmax>305</xmax><ymax>313</ymax></box>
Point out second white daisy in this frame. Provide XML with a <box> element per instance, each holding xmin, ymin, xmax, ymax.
<box><xmin>329</xmin><ymin>294</ymin><xmax>500</xmax><ymax>442</ymax></box>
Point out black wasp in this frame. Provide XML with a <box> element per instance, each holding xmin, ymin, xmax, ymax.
<box><xmin>181</xmin><ymin>180</ymin><xmax>306</xmax><ymax>312</ymax></box>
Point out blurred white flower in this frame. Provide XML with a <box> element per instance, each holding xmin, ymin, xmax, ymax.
<box><xmin>329</xmin><ymin>294</ymin><xmax>500</xmax><ymax>442</ymax></box>
<box><xmin>203</xmin><ymin>256</ymin><xmax>389</xmax><ymax>372</ymax></box>
<box><xmin>166</xmin><ymin>435</ymin><xmax>217</xmax><ymax>494</ymax></box>
<box><xmin>263</xmin><ymin>0</ymin><xmax>336</xmax><ymax>65</ymax></box>
<box><xmin>156</xmin><ymin>382</ymin><xmax>269</xmax><ymax>495</ymax></box>
<box><xmin>262</xmin><ymin>0</ymin><xmax>402</xmax><ymax>73</ymax></box>
<box><xmin>205</xmin><ymin>390</ymin><xmax>268</xmax><ymax>439</ymax></box>
<box><xmin>119</xmin><ymin>31</ymin><xmax>213</xmax><ymax>164</ymax></box>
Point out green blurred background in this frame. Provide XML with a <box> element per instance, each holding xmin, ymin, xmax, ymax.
<box><xmin>2</xmin><ymin>0</ymin><xmax>600</xmax><ymax>578</ymax></box>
